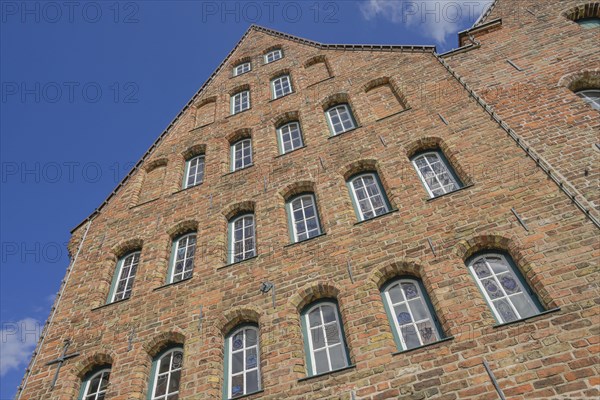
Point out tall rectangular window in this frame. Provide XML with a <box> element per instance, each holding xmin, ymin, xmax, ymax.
<box><xmin>326</xmin><ymin>104</ymin><xmax>356</xmax><ymax>136</ymax></box>
<box><xmin>108</xmin><ymin>251</ymin><xmax>140</xmax><ymax>303</ymax></box>
<box><xmin>271</xmin><ymin>75</ymin><xmax>292</xmax><ymax>99</ymax></box>
<box><xmin>301</xmin><ymin>301</ymin><xmax>349</xmax><ymax>376</ymax></box>
<box><xmin>225</xmin><ymin>326</ymin><xmax>261</xmax><ymax>399</ymax></box>
<box><xmin>149</xmin><ymin>348</ymin><xmax>183</xmax><ymax>400</ymax></box>
<box><xmin>231</xmin><ymin>90</ymin><xmax>250</xmax><ymax>115</ymax></box>
<box><xmin>348</xmin><ymin>173</ymin><xmax>390</xmax><ymax>221</ymax></box>
<box><xmin>229</xmin><ymin>214</ymin><xmax>256</xmax><ymax>264</ymax></box>
<box><xmin>264</xmin><ymin>49</ymin><xmax>282</xmax><ymax>63</ymax></box>
<box><xmin>287</xmin><ymin>194</ymin><xmax>321</xmax><ymax>242</ymax></box>
<box><xmin>184</xmin><ymin>155</ymin><xmax>205</xmax><ymax>189</ymax></box>
<box><xmin>168</xmin><ymin>233</ymin><xmax>196</xmax><ymax>283</ymax></box>
<box><xmin>412</xmin><ymin>151</ymin><xmax>462</xmax><ymax>198</ymax></box>
<box><xmin>231</xmin><ymin>139</ymin><xmax>252</xmax><ymax>171</ymax></box>
<box><xmin>277</xmin><ymin>121</ymin><xmax>304</xmax><ymax>154</ymax></box>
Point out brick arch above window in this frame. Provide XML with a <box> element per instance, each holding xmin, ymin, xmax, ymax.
<box><xmin>338</xmin><ymin>158</ymin><xmax>379</xmax><ymax>181</ymax></box>
<box><xmin>137</xmin><ymin>158</ymin><xmax>168</xmax><ymax>205</ymax></box>
<box><xmin>278</xmin><ymin>180</ymin><xmax>316</xmax><ymax>201</ymax></box>
<box><xmin>144</xmin><ymin>157</ymin><xmax>168</xmax><ymax>173</ymax></box>
<box><xmin>558</xmin><ymin>69</ymin><xmax>600</xmax><ymax>92</ymax></box>
<box><xmin>368</xmin><ymin>260</ymin><xmax>424</xmax><ymax>289</ymax></box>
<box><xmin>272</xmin><ymin>110</ymin><xmax>300</xmax><ymax>128</ymax></box>
<box><xmin>303</xmin><ymin>55</ymin><xmax>333</xmax><ymax>86</ymax></box>
<box><xmin>289</xmin><ymin>281</ymin><xmax>341</xmax><ymax>313</ymax></box>
<box><xmin>404</xmin><ymin>137</ymin><xmax>472</xmax><ymax>186</ymax></box>
<box><xmin>321</xmin><ymin>92</ymin><xmax>351</xmax><ymax>111</ymax></box>
<box><xmin>111</xmin><ymin>238</ymin><xmax>143</xmax><ymax>260</ymax></box>
<box><xmin>182</xmin><ymin>144</ymin><xmax>206</xmax><ymax>161</ymax></box>
<box><xmin>222</xmin><ymin>200</ymin><xmax>255</xmax><ymax>221</ymax></box>
<box><xmin>229</xmin><ymin>84</ymin><xmax>250</xmax><ymax>96</ymax></box>
<box><xmin>216</xmin><ymin>306</ymin><xmax>262</xmax><ymax>337</ymax></box>
<box><xmin>72</xmin><ymin>352</ymin><xmax>114</xmax><ymax>380</ymax></box>
<box><xmin>562</xmin><ymin>2</ymin><xmax>600</xmax><ymax>22</ymax></box>
<box><xmin>166</xmin><ymin>219</ymin><xmax>198</xmax><ymax>238</ymax></box>
<box><xmin>230</xmin><ymin>56</ymin><xmax>252</xmax><ymax>70</ymax></box>
<box><xmin>143</xmin><ymin>331</ymin><xmax>186</xmax><ymax>358</ymax></box>
<box><xmin>226</xmin><ymin>128</ymin><xmax>252</xmax><ymax>145</ymax></box>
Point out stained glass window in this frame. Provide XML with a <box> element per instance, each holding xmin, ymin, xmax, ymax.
<box><xmin>226</xmin><ymin>326</ymin><xmax>261</xmax><ymax>398</ymax></box>
<box><xmin>349</xmin><ymin>173</ymin><xmax>390</xmax><ymax>221</ymax></box>
<box><xmin>169</xmin><ymin>233</ymin><xmax>196</xmax><ymax>283</ymax></box>
<box><xmin>382</xmin><ymin>278</ymin><xmax>442</xmax><ymax>350</ymax></box>
<box><xmin>412</xmin><ymin>151</ymin><xmax>462</xmax><ymax>198</ymax></box>
<box><xmin>80</xmin><ymin>368</ymin><xmax>110</xmax><ymax>400</ymax></box>
<box><xmin>229</xmin><ymin>214</ymin><xmax>256</xmax><ymax>263</ymax></box>
<box><xmin>150</xmin><ymin>348</ymin><xmax>183</xmax><ymax>400</ymax></box>
<box><xmin>110</xmin><ymin>251</ymin><xmax>140</xmax><ymax>303</ymax></box>
<box><xmin>468</xmin><ymin>253</ymin><xmax>542</xmax><ymax>324</ymax></box>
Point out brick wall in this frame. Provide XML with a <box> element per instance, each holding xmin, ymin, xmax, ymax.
<box><xmin>19</xmin><ymin>22</ymin><xmax>599</xmax><ymax>400</ymax></box>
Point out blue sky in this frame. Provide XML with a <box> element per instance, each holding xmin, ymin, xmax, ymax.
<box><xmin>0</xmin><ymin>1</ymin><xmax>491</xmax><ymax>397</ymax></box>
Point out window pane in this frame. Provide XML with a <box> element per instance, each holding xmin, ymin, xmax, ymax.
<box><xmin>232</xmin><ymin>351</ymin><xmax>244</xmax><ymax>374</ymax></box>
<box><xmin>246</xmin><ymin>370</ymin><xmax>259</xmax><ymax>393</ymax></box>
<box><xmin>311</xmin><ymin>327</ymin><xmax>325</xmax><ymax>349</ymax></box>
<box><xmin>314</xmin><ymin>349</ymin><xmax>329</xmax><ymax>374</ymax></box>
<box><xmin>168</xmin><ymin>370</ymin><xmax>181</xmax><ymax>393</ymax></box>
<box><xmin>511</xmin><ymin>293</ymin><xmax>537</xmax><ymax>318</ymax></box>
<box><xmin>231</xmin><ymin>374</ymin><xmax>244</xmax><ymax>397</ymax></box>
<box><xmin>329</xmin><ymin>344</ymin><xmax>347</xmax><ymax>370</ymax></box>
<box><xmin>309</xmin><ymin>309</ymin><xmax>322</xmax><ymax>327</ymax></box>
<box><xmin>401</xmin><ymin>325</ymin><xmax>421</xmax><ymax>349</ymax></box>
<box><xmin>494</xmin><ymin>298</ymin><xmax>518</xmax><ymax>322</ymax></box>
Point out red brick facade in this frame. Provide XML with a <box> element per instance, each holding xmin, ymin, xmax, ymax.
<box><xmin>18</xmin><ymin>4</ymin><xmax>599</xmax><ymax>399</ymax></box>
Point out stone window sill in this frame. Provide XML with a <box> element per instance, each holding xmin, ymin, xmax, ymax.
<box><xmin>297</xmin><ymin>364</ymin><xmax>356</xmax><ymax>383</ymax></box>
<box><xmin>306</xmin><ymin>76</ymin><xmax>335</xmax><ymax>88</ymax></box>
<box><xmin>354</xmin><ymin>209</ymin><xmax>399</xmax><ymax>225</ymax></box>
<box><xmin>392</xmin><ymin>336</ymin><xmax>454</xmax><ymax>356</ymax></box>
<box><xmin>268</xmin><ymin>91</ymin><xmax>296</xmax><ymax>103</ymax></box>
<box><xmin>153</xmin><ymin>276</ymin><xmax>193</xmax><ymax>292</ymax></box>
<box><xmin>171</xmin><ymin>183</ymin><xmax>203</xmax><ymax>196</ymax></box>
<box><xmin>375</xmin><ymin>107</ymin><xmax>412</xmax><ymax>122</ymax></box>
<box><xmin>493</xmin><ymin>307</ymin><xmax>561</xmax><ymax>329</ymax></box>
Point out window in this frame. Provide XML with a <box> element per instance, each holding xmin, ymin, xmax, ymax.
<box><xmin>264</xmin><ymin>49</ymin><xmax>282</xmax><ymax>63</ymax></box>
<box><xmin>348</xmin><ymin>173</ymin><xmax>390</xmax><ymax>221</ymax></box>
<box><xmin>184</xmin><ymin>155</ymin><xmax>205</xmax><ymax>189</ymax></box>
<box><xmin>229</xmin><ymin>214</ymin><xmax>256</xmax><ymax>263</ymax></box>
<box><xmin>149</xmin><ymin>347</ymin><xmax>183</xmax><ymax>400</ymax></box>
<box><xmin>301</xmin><ymin>301</ymin><xmax>350</xmax><ymax>376</ymax></box>
<box><xmin>412</xmin><ymin>151</ymin><xmax>462</xmax><ymax>198</ymax></box>
<box><xmin>231</xmin><ymin>90</ymin><xmax>250</xmax><ymax>115</ymax></box>
<box><xmin>468</xmin><ymin>252</ymin><xmax>543</xmax><ymax>324</ymax></box>
<box><xmin>233</xmin><ymin>62</ymin><xmax>251</xmax><ymax>77</ymax></box>
<box><xmin>271</xmin><ymin>75</ymin><xmax>292</xmax><ymax>99</ymax></box>
<box><xmin>168</xmin><ymin>233</ymin><xmax>196</xmax><ymax>283</ymax></box>
<box><xmin>381</xmin><ymin>278</ymin><xmax>443</xmax><ymax>351</ymax></box>
<box><xmin>79</xmin><ymin>368</ymin><xmax>110</xmax><ymax>400</ymax></box>
<box><xmin>326</xmin><ymin>104</ymin><xmax>356</xmax><ymax>136</ymax></box>
<box><xmin>576</xmin><ymin>17</ymin><xmax>600</xmax><ymax>28</ymax></box>
<box><xmin>287</xmin><ymin>194</ymin><xmax>322</xmax><ymax>243</ymax></box>
<box><xmin>277</xmin><ymin>121</ymin><xmax>304</xmax><ymax>154</ymax></box>
<box><xmin>225</xmin><ymin>326</ymin><xmax>261</xmax><ymax>399</ymax></box>
<box><xmin>231</xmin><ymin>138</ymin><xmax>252</xmax><ymax>171</ymax></box>
<box><xmin>576</xmin><ymin>89</ymin><xmax>600</xmax><ymax>110</ymax></box>
<box><xmin>108</xmin><ymin>251</ymin><xmax>140</xmax><ymax>303</ymax></box>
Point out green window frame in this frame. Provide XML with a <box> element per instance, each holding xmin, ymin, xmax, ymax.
<box><xmin>264</xmin><ymin>49</ymin><xmax>283</xmax><ymax>64</ymax></box>
<box><xmin>167</xmin><ymin>232</ymin><xmax>196</xmax><ymax>284</ymax></box>
<box><xmin>78</xmin><ymin>367</ymin><xmax>111</xmax><ymax>400</ymax></box>
<box><xmin>346</xmin><ymin>172</ymin><xmax>391</xmax><ymax>221</ymax></box>
<box><xmin>147</xmin><ymin>346</ymin><xmax>184</xmax><ymax>400</ymax></box>
<box><xmin>467</xmin><ymin>251</ymin><xmax>543</xmax><ymax>324</ymax></box>
<box><xmin>183</xmin><ymin>155</ymin><xmax>205</xmax><ymax>189</ymax></box>
<box><xmin>300</xmin><ymin>299</ymin><xmax>351</xmax><ymax>377</ymax></box>
<box><xmin>271</xmin><ymin>74</ymin><xmax>293</xmax><ymax>99</ymax></box>
<box><xmin>325</xmin><ymin>103</ymin><xmax>357</xmax><ymax>136</ymax></box>
<box><xmin>107</xmin><ymin>250</ymin><xmax>140</xmax><ymax>304</ymax></box>
<box><xmin>286</xmin><ymin>193</ymin><xmax>322</xmax><ymax>243</ymax></box>
<box><xmin>276</xmin><ymin>121</ymin><xmax>304</xmax><ymax>154</ymax></box>
<box><xmin>230</xmin><ymin>138</ymin><xmax>252</xmax><ymax>172</ymax></box>
<box><xmin>228</xmin><ymin>214</ymin><xmax>256</xmax><ymax>264</ymax></box>
<box><xmin>380</xmin><ymin>277</ymin><xmax>444</xmax><ymax>351</ymax></box>
<box><xmin>223</xmin><ymin>324</ymin><xmax>261</xmax><ymax>399</ymax></box>
<box><xmin>411</xmin><ymin>150</ymin><xmax>463</xmax><ymax>198</ymax></box>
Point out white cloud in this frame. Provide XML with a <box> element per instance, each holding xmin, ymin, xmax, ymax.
<box><xmin>360</xmin><ymin>0</ymin><xmax>493</xmax><ymax>44</ymax></box>
<box><xmin>1</xmin><ymin>318</ymin><xmax>42</xmax><ymax>377</ymax></box>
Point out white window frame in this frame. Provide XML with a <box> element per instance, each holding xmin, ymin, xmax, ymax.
<box><xmin>168</xmin><ymin>233</ymin><xmax>196</xmax><ymax>283</ymax></box>
<box><xmin>264</xmin><ymin>49</ymin><xmax>282</xmax><ymax>64</ymax></box>
<box><xmin>383</xmin><ymin>279</ymin><xmax>441</xmax><ymax>351</ymax></box>
<box><xmin>184</xmin><ymin>155</ymin><xmax>205</xmax><ymax>189</ymax></box>
<box><xmin>233</xmin><ymin>62</ymin><xmax>251</xmax><ymax>77</ymax></box>
<box><xmin>231</xmin><ymin>90</ymin><xmax>250</xmax><ymax>115</ymax></box>
<box><xmin>109</xmin><ymin>251</ymin><xmax>140</xmax><ymax>303</ymax></box>
<box><xmin>229</xmin><ymin>214</ymin><xmax>256</xmax><ymax>264</ymax></box>
<box><xmin>231</xmin><ymin>138</ymin><xmax>253</xmax><ymax>172</ymax></box>
<box><xmin>304</xmin><ymin>301</ymin><xmax>349</xmax><ymax>376</ymax></box>
<box><xmin>468</xmin><ymin>253</ymin><xmax>541</xmax><ymax>324</ymax></box>
<box><xmin>349</xmin><ymin>173</ymin><xmax>390</xmax><ymax>221</ymax></box>
<box><xmin>412</xmin><ymin>151</ymin><xmax>461</xmax><ymax>198</ymax></box>
<box><xmin>287</xmin><ymin>194</ymin><xmax>321</xmax><ymax>243</ymax></box>
<box><xmin>277</xmin><ymin>121</ymin><xmax>304</xmax><ymax>154</ymax></box>
<box><xmin>226</xmin><ymin>326</ymin><xmax>261</xmax><ymax>398</ymax></box>
<box><xmin>150</xmin><ymin>347</ymin><xmax>183</xmax><ymax>400</ymax></box>
<box><xmin>271</xmin><ymin>74</ymin><xmax>292</xmax><ymax>99</ymax></box>
<box><xmin>576</xmin><ymin>89</ymin><xmax>600</xmax><ymax>110</ymax></box>
<box><xmin>326</xmin><ymin>104</ymin><xmax>356</xmax><ymax>136</ymax></box>
<box><xmin>81</xmin><ymin>368</ymin><xmax>110</xmax><ymax>400</ymax></box>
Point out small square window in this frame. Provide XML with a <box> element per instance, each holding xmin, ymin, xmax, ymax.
<box><xmin>233</xmin><ymin>62</ymin><xmax>251</xmax><ymax>77</ymax></box>
<box><xmin>277</xmin><ymin>121</ymin><xmax>304</xmax><ymax>154</ymax></box>
<box><xmin>231</xmin><ymin>138</ymin><xmax>252</xmax><ymax>171</ymax></box>
<box><xmin>231</xmin><ymin>90</ymin><xmax>250</xmax><ymax>115</ymax></box>
<box><xmin>326</xmin><ymin>104</ymin><xmax>356</xmax><ymax>136</ymax></box>
<box><xmin>271</xmin><ymin>75</ymin><xmax>293</xmax><ymax>99</ymax></box>
<box><xmin>265</xmin><ymin>49</ymin><xmax>283</xmax><ymax>64</ymax></box>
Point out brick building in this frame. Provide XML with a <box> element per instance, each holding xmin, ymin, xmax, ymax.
<box><xmin>17</xmin><ymin>1</ymin><xmax>599</xmax><ymax>399</ymax></box>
